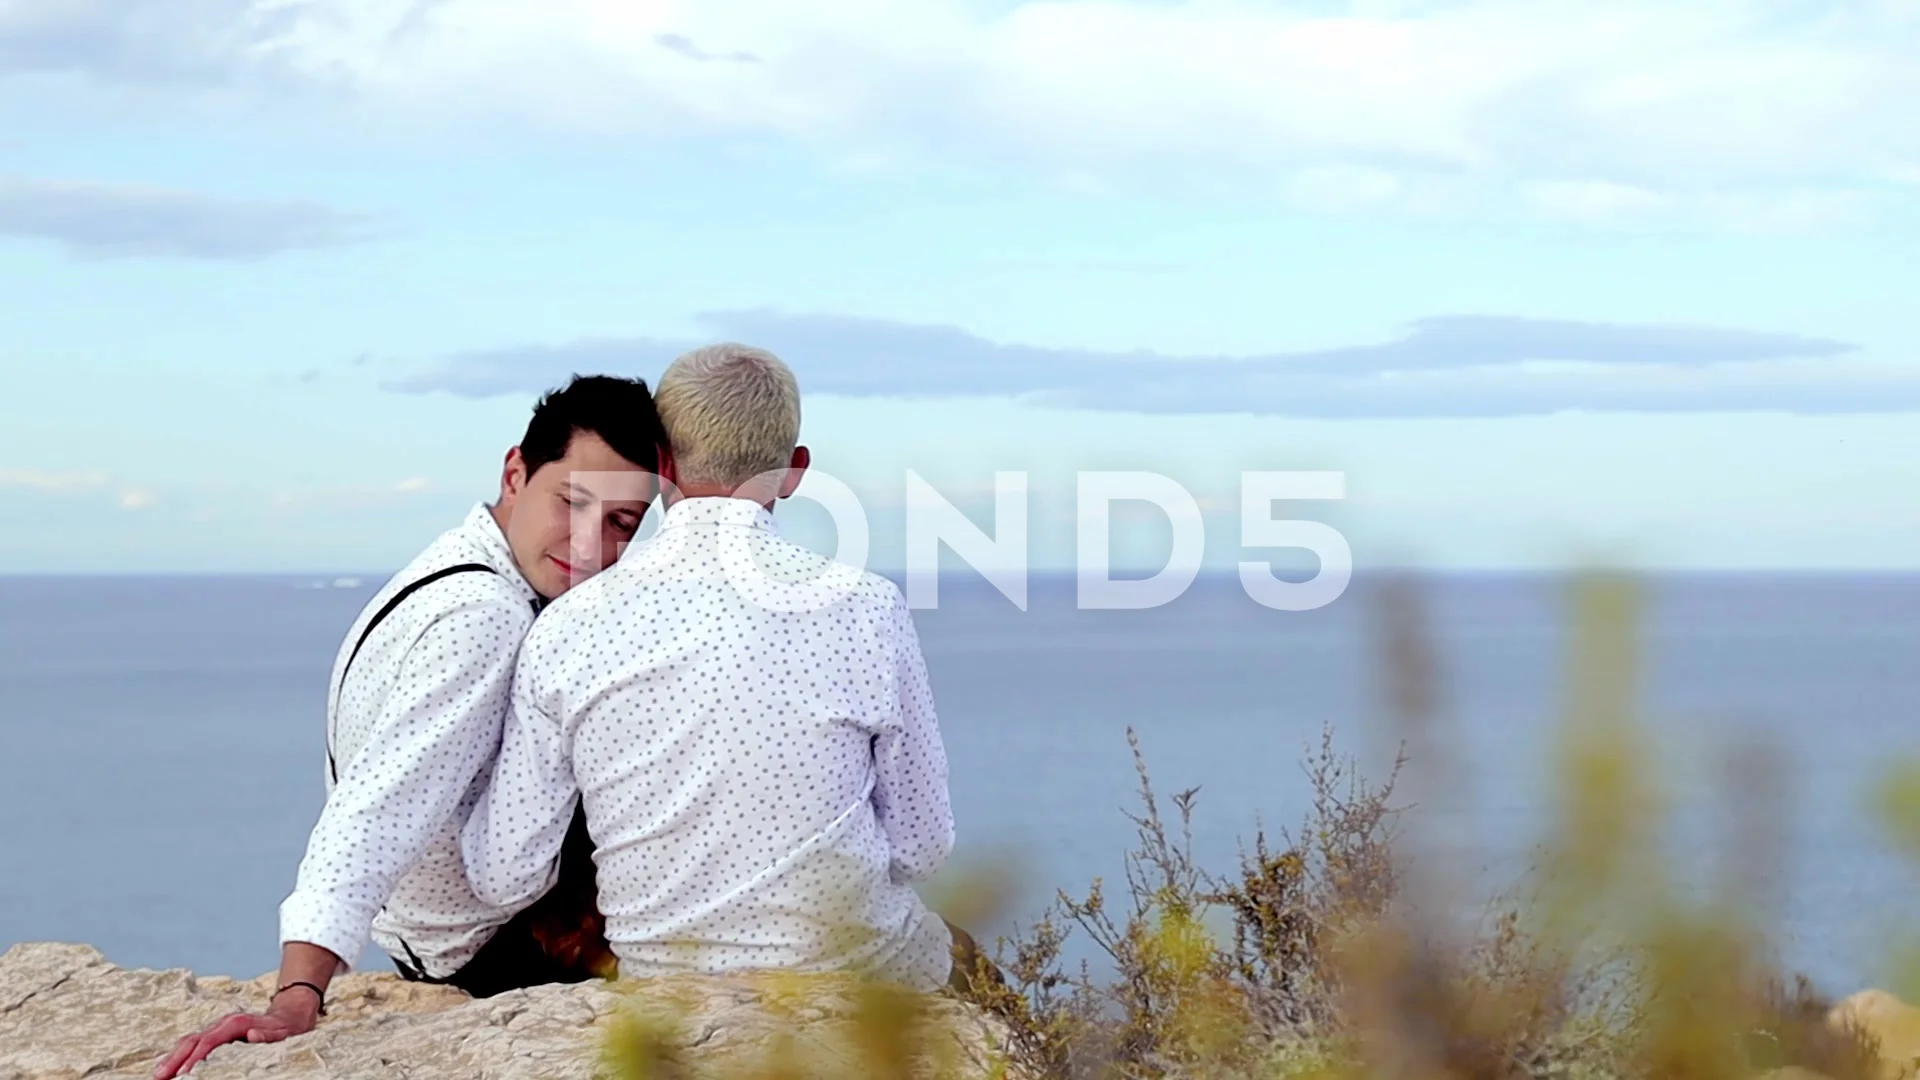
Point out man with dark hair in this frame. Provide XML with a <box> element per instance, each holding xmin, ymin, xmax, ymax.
<box><xmin>155</xmin><ymin>375</ymin><xmax>668</xmax><ymax>1080</ymax></box>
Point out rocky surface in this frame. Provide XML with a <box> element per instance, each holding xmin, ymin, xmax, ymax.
<box><xmin>0</xmin><ymin>943</ymin><xmax>1019</xmax><ymax>1080</ymax></box>
<box><xmin>1828</xmin><ymin>989</ymin><xmax>1920</xmax><ymax>1080</ymax></box>
<box><xmin>16</xmin><ymin>938</ymin><xmax>1920</xmax><ymax>1080</ymax></box>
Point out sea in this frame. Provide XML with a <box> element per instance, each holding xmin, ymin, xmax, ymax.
<box><xmin>2</xmin><ymin>571</ymin><xmax>1917</xmax><ymax>996</ymax></box>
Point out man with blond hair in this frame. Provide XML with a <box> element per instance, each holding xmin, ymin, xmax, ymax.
<box><xmin>460</xmin><ymin>343</ymin><xmax>962</xmax><ymax>990</ymax></box>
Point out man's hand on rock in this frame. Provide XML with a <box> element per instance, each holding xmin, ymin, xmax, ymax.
<box><xmin>152</xmin><ymin>988</ymin><xmax>322</xmax><ymax>1078</ymax></box>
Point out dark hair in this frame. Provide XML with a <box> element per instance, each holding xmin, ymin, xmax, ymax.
<box><xmin>519</xmin><ymin>374</ymin><xmax>667</xmax><ymax>477</ymax></box>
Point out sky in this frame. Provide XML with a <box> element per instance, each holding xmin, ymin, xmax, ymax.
<box><xmin>2</xmin><ymin>0</ymin><xmax>1918</xmax><ymax>575</ymax></box>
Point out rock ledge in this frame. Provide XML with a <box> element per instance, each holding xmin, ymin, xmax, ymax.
<box><xmin>0</xmin><ymin>943</ymin><xmax>1017</xmax><ymax>1080</ymax></box>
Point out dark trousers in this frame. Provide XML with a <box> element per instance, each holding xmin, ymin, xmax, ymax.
<box><xmin>395</xmin><ymin>805</ymin><xmax>615</xmax><ymax>999</ymax></box>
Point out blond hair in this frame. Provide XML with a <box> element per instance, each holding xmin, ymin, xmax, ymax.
<box><xmin>654</xmin><ymin>343</ymin><xmax>802</xmax><ymax>490</ymax></box>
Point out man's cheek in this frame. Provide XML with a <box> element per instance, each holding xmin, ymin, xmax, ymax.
<box><xmin>566</xmin><ymin>511</ymin><xmax>598</xmax><ymax>557</ymax></box>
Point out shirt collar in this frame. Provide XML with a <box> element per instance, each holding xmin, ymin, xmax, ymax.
<box><xmin>659</xmin><ymin>496</ymin><xmax>779</xmax><ymax>533</ymax></box>
<box><xmin>460</xmin><ymin>501</ymin><xmax>541</xmax><ymax>606</ymax></box>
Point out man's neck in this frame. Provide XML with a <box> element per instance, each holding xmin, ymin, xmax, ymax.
<box><xmin>670</xmin><ymin>486</ymin><xmax>776</xmax><ymax>511</ymax></box>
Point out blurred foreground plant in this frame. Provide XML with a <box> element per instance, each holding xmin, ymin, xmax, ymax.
<box><xmin>602</xmin><ymin>572</ymin><xmax>1918</xmax><ymax>1080</ymax></box>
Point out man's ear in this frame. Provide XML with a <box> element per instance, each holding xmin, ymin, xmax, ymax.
<box><xmin>499</xmin><ymin>447</ymin><xmax>528</xmax><ymax>506</ymax></box>
<box><xmin>775</xmin><ymin>446</ymin><xmax>810</xmax><ymax>500</ymax></box>
<box><xmin>651</xmin><ymin>447</ymin><xmax>679</xmax><ymax>508</ymax></box>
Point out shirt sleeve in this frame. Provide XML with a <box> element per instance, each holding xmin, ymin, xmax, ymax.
<box><xmin>278</xmin><ymin>598</ymin><xmax>528</xmax><ymax>970</ymax></box>
<box><xmin>459</xmin><ymin>623</ymin><xmax>580</xmax><ymax>910</ymax></box>
<box><xmin>869</xmin><ymin>585</ymin><xmax>956</xmax><ymax>885</ymax></box>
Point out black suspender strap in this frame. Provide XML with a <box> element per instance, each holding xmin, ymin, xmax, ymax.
<box><xmin>327</xmin><ymin>563</ymin><xmax>499</xmax><ymax>783</ymax></box>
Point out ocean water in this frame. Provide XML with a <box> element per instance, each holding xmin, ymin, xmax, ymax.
<box><xmin>2</xmin><ymin>571</ymin><xmax>1917</xmax><ymax>995</ymax></box>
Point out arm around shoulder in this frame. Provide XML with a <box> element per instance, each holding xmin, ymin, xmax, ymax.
<box><xmin>460</xmin><ymin>618</ymin><xmax>580</xmax><ymax>909</ymax></box>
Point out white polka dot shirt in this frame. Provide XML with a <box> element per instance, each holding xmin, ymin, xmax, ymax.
<box><xmin>460</xmin><ymin>496</ymin><xmax>957</xmax><ymax>991</ymax></box>
<box><xmin>280</xmin><ymin>502</ymin><xmax>538</xmax><ymax>978</ymax></box>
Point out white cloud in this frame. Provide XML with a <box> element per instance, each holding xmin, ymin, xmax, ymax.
<box><xmin>266</xmin><ymin>477</ymin><xmax>444</xmax><ymax>512</ymax></box>
<box><xmin>0</xmin><ymin>468</ymin><xmax>110</xmax><ymax>492</ymax></box>
<box><xmin>0</xmin><ymin>177</ymin><xmax>377</xmax><ymax>260</ymax></box>
<box><xmin>1285</xmin><ymin>165</ymin><xmax>1406</xmax><ymax>213</ymax></box>
<box><xmin>1525</xmin><ymin>181</ymin><xmax>1870</xmax><ymax>233</ymax></box>
<box><xmin>1700</xmin><ymin>189</ymin><xmax>1871</xmax><ymax>234</ymax></box>
<box><xmin>10</xmin><ymin>1</ymin><xmax>1919</xmax><ymax>220</ymax></box>
<box><xmin>1525</xmin><ymin>180</ymin><xmax>1671</xmax><ymax>225</ymax></box>
<box><xmin>0</xmin><ymin>469</ymin><xmax>162</xmax><ymax>509</ymax></box>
